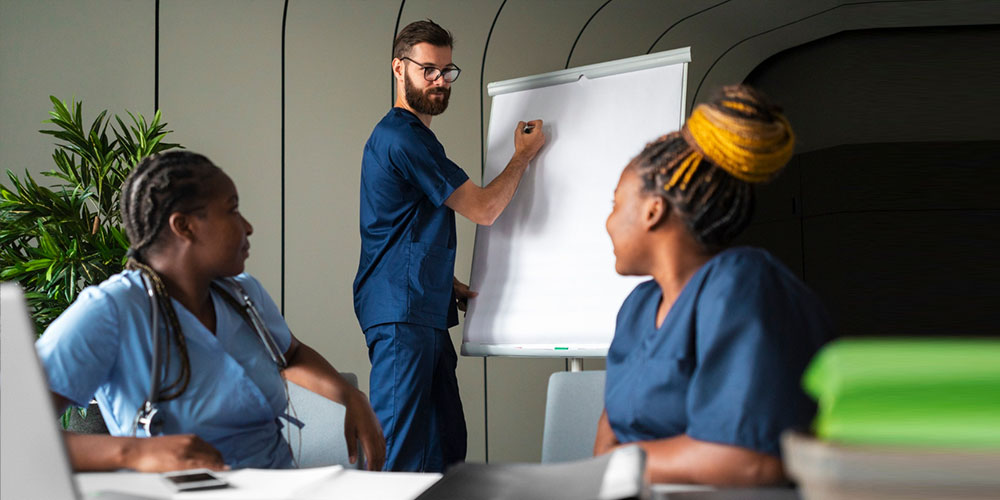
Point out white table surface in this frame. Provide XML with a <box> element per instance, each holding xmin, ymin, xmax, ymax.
<box><xmin>77</xmin><ymin>466</ymin><xmax>441</xmax><ymax>500</ymax></box>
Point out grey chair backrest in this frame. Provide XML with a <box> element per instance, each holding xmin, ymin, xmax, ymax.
<box><xmin>541</xmin><ymin>370</ymin><xmax>606</xmax><ymax>463</ymax></box>
<box><xmin>285</xmin><ymin>372</ymin><xmax>360</xmax><ymax>469</ymax></box>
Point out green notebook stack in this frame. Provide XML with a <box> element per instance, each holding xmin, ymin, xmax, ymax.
<box><xmin>803</xmin><ymin>338</ymin><xmax>1000</xmax><ymax>450</ymax></box>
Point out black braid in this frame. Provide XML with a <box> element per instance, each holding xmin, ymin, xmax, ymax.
<box><xmin>120</xmin><ymin>151</ymin><xmax>221</xmax><ymax>402</ymax></box>
<box><xmin>630</xmin><ymin>133</ymin><xmax>754</xmax><ymax>251</ymax></box>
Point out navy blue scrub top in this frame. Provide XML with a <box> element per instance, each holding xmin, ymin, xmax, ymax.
<box><xmin>605</xmin><ymin>247</ymin><xmax>833</xmax><ymax>457</ymax></box>
<box><xmin>354</xmin><ymin>107</ymin><xmax>469</xmax><ymax>331</ymax></box>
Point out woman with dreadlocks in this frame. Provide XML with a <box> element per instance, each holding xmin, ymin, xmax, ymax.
<box><xmin>36</xmin><ymin>151</ymin><xmax>385</xmax><ymax>472</ymax></box>
<box><xmin>596</xmin><ymin>85</ymin><xmax>832</xmax><ymax>485</ymax></box>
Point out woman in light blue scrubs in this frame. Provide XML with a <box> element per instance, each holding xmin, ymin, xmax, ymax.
<box><xmin>36</xmin><ymin>152</ymin><xmax>385</xmax><ymax>472</ymax></box>
<box><xmin>597</xmin><ymin>86</ymin><xmax>833</xmax><ymax>485</ymax></box>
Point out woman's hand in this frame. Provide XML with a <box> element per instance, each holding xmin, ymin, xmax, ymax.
<box><xmin>593</xmin><ymin>408</ymin><xmax>619</xmax><ymax>456</ymax></box>
<box><xmin>65</xmin><ymin>432</ymin><xmax>226</xmax><ymax>472</ymax></box>
<box><xmin>282</xmin><ymin>335</ymin><xmax>387</xmax><ymax>470</ymax></box>
<box><xmin>341</xmin><ymin>387</ymin><xmax>386</xmax><ymax>471</ymax></box>
<box><xmin>124</xmin><ymin>434</ymin><xmax>227</xmax><ymax>472</ymax></box>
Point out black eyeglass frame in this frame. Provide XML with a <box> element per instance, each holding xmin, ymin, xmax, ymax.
<box><xmin>399</xmin><ymin>56</ymin><xmax>462</xmax><ymax>83</ymax></box>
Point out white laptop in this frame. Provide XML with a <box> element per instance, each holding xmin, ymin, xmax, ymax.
<box><xmin>0</xmin><ymin>282</ymin><xmax>154</xmax><ymax>500</ymax></box>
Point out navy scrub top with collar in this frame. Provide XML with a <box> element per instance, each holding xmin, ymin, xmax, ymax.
<box><xmin>354</xmin><ymin>107</ymin><xmax>470</xmax><ymax>332</ymax></box>
<box><xmin>605</xmin><ymin>247</ymin><xmax>833</xmax><ymax>457</ymax></box>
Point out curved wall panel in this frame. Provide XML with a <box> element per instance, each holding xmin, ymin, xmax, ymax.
<box><xmin>567</xmin><ymin>0</ymin><xmax>727</xmax><ymax>68</ymax></box>
<box><xmin>159</xmin><ymin>0</ymin><xmax>285</xmax><ymax>293</ymax></box>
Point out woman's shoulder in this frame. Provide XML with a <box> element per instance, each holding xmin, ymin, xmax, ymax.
<box><xmin>705</xmin><ymin>247</ymin><xmax>799</xmax><ymax>284</ymax></box>
<box><xmin>78</xmin><ymin>270</ymin><xmax>147</xmax><ymax>307</ymax></box>
<box><xmin>701</xmin><ymin>247</ymin><xmax>829</xmax><ymax>321</ymax></box>
<box><xmin>228</xmin><ymin>272</ymin><xmax>265</xmax><ymax>294</ymax></box>
<box><xmin>225</xmin><ymin>273</ymin><xmax>279</xmax><ymax>308</ymax></box>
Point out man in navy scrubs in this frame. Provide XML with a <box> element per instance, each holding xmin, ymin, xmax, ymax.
<box><xmin>354</xmin><ymin>20</ymin><xmax>545</xmax><ymax>472</ymax></box>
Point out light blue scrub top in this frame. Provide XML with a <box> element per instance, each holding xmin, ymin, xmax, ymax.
<box><xmin>36</xmin><ymin>271</ymin><xmax>294</xmax><ymax>469</ymax></box>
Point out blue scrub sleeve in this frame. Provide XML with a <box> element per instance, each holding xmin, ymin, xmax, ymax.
<box><xmin>234</xmin><ymin>273</ymin><xmax>292</xmax><ymax>354</ymax></box>
<box><xmin>35</xmin><ymin>286</ymin><xmax>121</xmax><ymax>407</ymax></box>
<box><xmin>685</xmin><ymin>265</ymin><xmax>799</xmax><ymax>457</ymax></box>
<box><xmin>389</xmin><ymin>124</ymin><xmax>469</xmax><ymax>207</ymax></box>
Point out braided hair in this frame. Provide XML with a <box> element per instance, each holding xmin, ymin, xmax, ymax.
<box><xmin>630</xmin><ymin>85</ymin><xmax>795</xmax><ymax>250</ymax></box>
<box><xmin>120</xmin><ymin>151</ymin><xmax>222</xmax><ymax>401</ymax></box>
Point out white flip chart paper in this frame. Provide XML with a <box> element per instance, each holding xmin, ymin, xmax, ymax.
<box><xmin>463</xmin><ymin>49</ymin><xmax>690</xmax><ymax>357</ymax></box>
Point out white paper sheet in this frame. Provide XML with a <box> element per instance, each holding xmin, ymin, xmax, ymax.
<box><xmin>78</xmin><ymin>466</ymin><xmax>440</xmax><ymax>500</ymax></box>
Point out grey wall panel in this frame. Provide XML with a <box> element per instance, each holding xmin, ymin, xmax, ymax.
<box><xmin>648</xmin><ymin>0</ymin><xmax>827</xmax><ymax>109</ymax></box>
<box><xmin>283</xmin><ymin>0</ymin><xmax>398</xmax><ymax>394</ymax></box>
<box><xmin>0</xmin><ymin>0</ymin><xmax>153</xmax><ymax>185</ymax></box>
<box><xmin>158</xmin><ymin>0</ymin><xmax>284</xmax><ymax>295</ymax></box>
<box><xmin>566</xmin><ymin>0</ymin><xmax>719</xmax><ymax>69</ymax></box>
<box><xmin>478</xmin><ymin>0</ymin><xmax>609</xmax><ymax>463</ymax></box>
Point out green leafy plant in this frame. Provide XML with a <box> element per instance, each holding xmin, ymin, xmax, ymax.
<box><xmin>0</xmin><ymin>96</ymin><xmax>180</xmax><ymax>337</ymax></box>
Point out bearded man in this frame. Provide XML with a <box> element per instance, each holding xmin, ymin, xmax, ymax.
<box><xmin>353</xmin><ymin>19</ymin><xmax>545</xmax><ymax>472</ymax></box>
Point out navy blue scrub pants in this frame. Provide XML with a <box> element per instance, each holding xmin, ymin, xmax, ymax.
<box><xmin>364</xmin><ymin>322</ymin><xmax>467</xmax><ymax>472</ymax></box>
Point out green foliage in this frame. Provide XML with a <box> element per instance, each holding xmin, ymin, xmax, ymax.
<box><xmin>0</xmin><ymin>96</ymin><xmax>181</xmax><ymax>336</ymax></box>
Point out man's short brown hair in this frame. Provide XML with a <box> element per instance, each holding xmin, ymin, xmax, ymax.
<box><xmin>393</xmin><ymin>20</ymin><xmax>454</xmax><ymax>59</ymax></box>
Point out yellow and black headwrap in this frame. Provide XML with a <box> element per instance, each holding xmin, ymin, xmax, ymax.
<box><xmin>631</xmin><ymin>85</ymin><xmax>795</xmax><ymax>248</ymax></box>
<box><xmin>679</xmin><ymin>86</ymin><xmax>795</xmax><ymax>185</ymax></box>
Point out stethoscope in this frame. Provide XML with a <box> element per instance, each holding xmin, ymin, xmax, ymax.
<box><xmin>131</xmin><ymin>276</ymin><xmax>288</xmax><ymax>437</ymax></box>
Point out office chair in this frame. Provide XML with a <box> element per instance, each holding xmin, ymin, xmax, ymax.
<box><xmin>286</xmin><ymin>372</ymin><xmax>360</xmax><ymax>468</ymax></box>
<box><xmin>541</xmin><ymin>370</ymin><xmax>606</xmax><ymax>463</ymax></box>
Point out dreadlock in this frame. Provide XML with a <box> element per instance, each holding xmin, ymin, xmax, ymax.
<box><xmin>630</xmin><ymin>85</ymin><xmax>795</xmax><ymax>250</ymax></box>
<box><xmin>120</xmin><ymin>151</ymin><xmax>222</xmax><ymax>401</ymax></box>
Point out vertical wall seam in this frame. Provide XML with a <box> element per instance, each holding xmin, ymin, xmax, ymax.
<box><xmin>281</xmin><ymin>0</ymin><xmax>289</xmax><ymax>314</ymax></box>
<box><xmin>799</xmin><ymin>157</ymin><xmax>807</xmax><ymax>280</ymax></box>
<box><xmin>154</xmin><ymin>0</ymin><xmax>160</xmax><ymax>112</ymax></box>
<box><xmin>480</xmin><ymin>0</ymin><xmax>507</xmax><ymax>178</ymax></box>
<box><xmin>564</xmin><ymin>0</ymin><xmax>614</xmax><ymax>69</ymax></box>
<box><xmin>479</xmin><ymin>0</ymin><xmax>508</xmax><ymax>462</ymax></box>
<box><xmin>392</xmin><ymin>1</ymin><xmax>406</xmax><ymax>105</ymax></box>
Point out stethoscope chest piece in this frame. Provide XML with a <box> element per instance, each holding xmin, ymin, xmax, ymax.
<box><xmin>136</xmin><ymin>400</ymin><xmax>165</xmax><ymax>436</ymax></box>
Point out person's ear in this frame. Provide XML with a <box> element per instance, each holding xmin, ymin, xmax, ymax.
<box><xmin>392</xmin><ymin>58</ymin><xmax>405</xmax><ymax>83</ymax></box>
<box><xmin>167</xmin><ymin>212</ymin><xmax>197</xmax><ymax>244</ymax></box>
<box><xmin>642</xmin><ymin>196</ymin><xmax>670</xmax><ymax>230</ymax></box>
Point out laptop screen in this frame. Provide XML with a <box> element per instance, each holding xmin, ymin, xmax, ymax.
<box><xmin>1</xmin><ymin>282</ymin><xmax>80</xmax><ymax>499</ymax></box>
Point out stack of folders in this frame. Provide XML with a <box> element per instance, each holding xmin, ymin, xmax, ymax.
<box><xmin>416</xmin><ymin>445</ymin><xmax>647</xmax><ymax>500</ymax></box>
<box><xmin>783</xmin><ymin>338</ymin><xmax>1000</xmax><ymax>500</ymax></box>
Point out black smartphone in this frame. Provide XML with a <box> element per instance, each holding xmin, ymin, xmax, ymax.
<box><xmin>161</xmin><ymin>469</ymin><xmax>230</xmax><ymax>492</ymax></box>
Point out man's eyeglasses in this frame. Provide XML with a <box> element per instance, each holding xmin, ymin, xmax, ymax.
<box><xmin>400</xmin><ymin>57</ymin><xmax>461</xmax><ymax>83</ymax></box>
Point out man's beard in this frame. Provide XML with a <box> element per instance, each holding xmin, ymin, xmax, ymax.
<box><xmin>404</xmin><ymin>72</ymin><xmax>450</xmax><ymax>116</ymax></box>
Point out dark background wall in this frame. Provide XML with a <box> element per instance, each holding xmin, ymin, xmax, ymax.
<box><xmin>739</xmin><ymin>25</ymin><xmax>1000</xmax><ymax>338</ymax></box>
